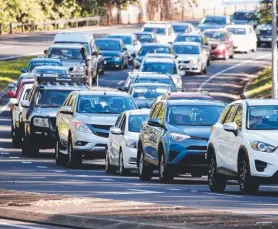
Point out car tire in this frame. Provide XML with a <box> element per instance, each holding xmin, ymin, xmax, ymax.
<box><xmin>208</xmin><ymin>154</ymin><xmax>227</xmax><ymax>192</ymax></box>
<box><xmin>238</xmin><ymin>154</ymin><xmax>260</xmax><ymax>194</ymax></box>
<box><xmin>11</xmin><ymin>126</ymin><xmax>21</xmax><ymax>148</ymax></box>
<box><xmin>67</xmin><ymin>137</ymin><xmax>82</xmax><ymax>169</ymax></box>
<box><xmin>139</xmin><ymin>150</ymin><xmax>153</xmax><ymax>181</ymax></box>
<box><xmin>191</xmin><ymin>171</ymin><xmax>203</xmax><ymax>178</ymax></box>
<box><xmin>105</xmin><ymin>148</ymin><xmax>116</xmax><ymax>174</ymax></box>
<box><xmin>159</xmin><ymin>153</ymin><xmax>174</xmax><ymax>183</ymax></box>
<box><xmin>119</xmin><ymin>150</ymin><xmax>128</xmax><ymax>176</ymax></box>
<box><xmin>22</xmin><ymin>133</ymin><xmax>39</xmax><ymax>157</ymax></box>
<box><xmin>55</xmin><ymin>137</ymin><xmax>65</xmax><ymax>166</ymax></box>
<box><xmin>100</xmin><ymin>64</ymin><xmax>105</xmax><ymax>75</ymax></box>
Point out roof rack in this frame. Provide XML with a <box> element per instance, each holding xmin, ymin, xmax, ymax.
<box><xmin>36</xmin><ymin>74</ymin><xmax>87</xmax><ymax>85</ymax></box>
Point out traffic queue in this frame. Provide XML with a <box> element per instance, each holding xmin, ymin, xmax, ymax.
<box><xmin>7</xmin><ymin>12</ymin><xmax>278</xmax><ymax>195</ymax></box>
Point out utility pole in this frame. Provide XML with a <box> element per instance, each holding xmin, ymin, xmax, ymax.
<box><xmin>272</xmin><ymin>0</ymin><xmax>278</xmax><ymax>98</ymax></box>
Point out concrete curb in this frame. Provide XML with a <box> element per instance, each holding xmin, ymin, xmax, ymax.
<box><xmin>0</xmin><ymin>207</ymin><xmax>191</xmax><ymax>229</ymax></box>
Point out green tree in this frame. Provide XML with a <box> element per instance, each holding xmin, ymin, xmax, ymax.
<box><xmin>258</xmin><ymin>0</ymin><xmax>275</xmax><ymax>24</ymax></box>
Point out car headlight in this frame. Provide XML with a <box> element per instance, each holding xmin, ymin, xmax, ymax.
<box><xmin>191</xmin><ymin>59</ymin><xmax>198</xmax><ymax>64</ymax></box>
<box><xmin>33</xmin><ymin>117</ymin><xmax>49</xmax><ymax>128</ymax></box>
<box><xmin>73</xmin><ymin>121</ymin><xmax>92</xmax><ymax>134</ymax></box>
<box><xmin>126</xmin><ymin>139</ymin><xmax>137</xmax><ymax>148</ymax></box>
<box><xmin>250</xmin><ymin>141</ymin><xmax>276</xmax><ymax>153</ymax></box>
<box><xmin>73</xmin><ymin>64</ymin><xmax>86</xmax><ymax>72</ymax></box>
<box><xmin>113</xmin><ymin>56</ymin><xmax>121</xmax><ymax>61</ymax></box>
<box><xmin>170</xmin><ymin>133</ymin><xmax>191</xmax><ymax>141</ymax></box>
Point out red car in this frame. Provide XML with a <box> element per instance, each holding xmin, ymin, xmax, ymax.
<box><xmin>203</xmin><ymin>29</ymin><xmax>234</xmax><ymax>60</ymax></box>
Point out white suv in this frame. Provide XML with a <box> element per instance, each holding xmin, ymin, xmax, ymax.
<box><xmin>208</xmin><ymin>99</ymin><xmax>278</xmax><ymax>194</ymax></box>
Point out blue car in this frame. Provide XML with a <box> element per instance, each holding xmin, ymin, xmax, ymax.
<box><xmin>137</xmin><ymin>100</ymin><xmax>225</xmax><ymax>182</ymax></box>
<box><xmin>21</xmin><ymin>58</ymin><xmax>62</xmax><ymax>73</ymax></box>
<box><xmin>95</xmin><ymin>38</ymin><xmax>129</xmax><ymax>70</ymax></box>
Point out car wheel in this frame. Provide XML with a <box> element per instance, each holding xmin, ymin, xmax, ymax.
<box><xmin>238</xmin><ymin>154</ymin><xmax>260</xmax><ymax>194</ymax></box>
<box><xmin>191</xmin><ymin>171</ymin><xmax>203</xmax><ymax>178</ymax></box>
<box><xmin>208</xmin><ymin>154</ymin><xmax>226</xmax><ymax>192</ymax></box>
<box><xmin>67</xmin><ymin>137</ymin><xmax>82</xmax><ymax>169</ymax></box>
<box><xmin>119</xmin><ymin>150</ymin><xmax>128</xmax><ymax>176</ymax></box>
<box><xmin>11</xmin><ymin>126</ymin><xmax>21</xmax><ymax>148</ymax></box>
<box><xmin>55</xmin><ymin>137</ymin><xmax>65</xmax><ymax>166</ymax></box>
<box><xmin>139</xmin><ymin>150</ymin><xmax>153</xmax><ymax>181</ymax></box>
<box><xmin>105</xmin><ymin>148</ymin><xmax>116</xmax><ymax>174</ymax></box>
<box><xmin>230</xmin><ymin>51</ymin><xmax>234</xmax><ymax>59</ymax></box>
<box><xmin>159</xmin><ymin>153</ymin><xmax>174</xmax><ymax>183</ymax></box>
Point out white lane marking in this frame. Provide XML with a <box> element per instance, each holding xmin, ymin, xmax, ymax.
<box><xmin>36</xmin><ymin>166</ymin><xmax>48</xmax><ymax>169</ymax></box>
<box><xmin>53</xmin><ymin>170</ymin><xmax>65</xmax><ymax>173</ymax></box>
<box><xmin>168</xmin><ymin>188</ymin><xmax>181</xmax><ymax>191</ymax></box>
<box><xmin>75</xmin><ymin>175</ymin><xmax>90</xmax><ymax>177</ymax></box>
<box><xmin>93</xmin><ymin>189</ymin><xmax>163</xmax><ymax>195</ymax></box>
<box><xmin>9</xmin><ymin>157</ymin><xmax>19</xmax><ymax>159</ymax></box>
<box><xmin>127</xmin><ymin>189</ymin><xmax>163</xmax><ymax>194</ymax></box>
<box><xmin>1</xmin><ymin>152</ymin><xmax>9</xmax><ymax>155</ymax></box>
<box><xmin>203</xmin><ymin>192</ymin><xmax>243</xmax><ymax>198</ymax></box>
<box><xmin>117</xmin><ymin>80</ymin><xmax>124</xmax><ymax>85</ymax></box>
<box><xmin>191</xmin><ymin>190</ymin><xmax>198</xmax><ymax>193</ymax></box>
<box><xmin>0</xmin><ymin>102</ymin><xmax>10</xmax><ymax>115</ymax></box>
<box><xmin>0</xmin><ymin>45</ymin><xmax>14</xmax><ymax>49</ymax></box>
<box><xmin>0</xmin><ymin>221</ymin><xmax>47</xmax><ymax>229</ymax></box>
<box><xmin>198</xmin><ymin>53</ymin><xmax>271</xmax><ymax>91</ymax></box>
<box><xmin>0</xmin><ymin>148</ymin><xmax>3</xmax><ymax>149</ymax></box>
<box><xmin>101</xmin><ymin>178</ymin><xmax>114</xmax><ymax>181</ymax></box>
<box><xmin>21</xmin><ymin>162</ymin><xmax>32</xmax><ymax>164</ymax></box>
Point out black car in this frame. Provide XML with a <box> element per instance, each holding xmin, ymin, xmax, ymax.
<box><xmin>21</xmin><ymin>58</ymin><xmax>62</xmax><ymax>73</ymax></box>
<box><xmin>20</xmin><ymin>75</ymin><xmax>89</xmax><ymax>157</ymax></box>
<box><xmin>95</xmin><ymin>38</ymin><xmax>129</xmax><ymax>70</ymax></box>
<box><xmin>133</xmin><ymin>43</ymin><xmax>173</xmax><ymax>70</ymax></box>
<box><xmin>137</xmin><ymin>100</ymin><xmax>225</xmax><ymax>182</ymax></box>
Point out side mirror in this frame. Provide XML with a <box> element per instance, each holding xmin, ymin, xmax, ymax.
<box><xmin>21</xmin><ymin>100</ymin><xmax>30</xmax><ymax>108</ymax></box>
<box><xmin>223</xmin><ymin>122</ymin><xmax>238</xmax><ymax>135</ymax></box>
<box><xmin>110</xmin><ymin>127</ymin><xmax>122</xmax><ymax>135</ymax></box>
<box><xmin>20</xmin><ymin>69</ymin><xmax>27</xmax><ymax>73</ymax></box>
<box><xmin>92</xmin><ymin>51</ymin><xmax>98</xmax><ymax>56</ymax></box>
<box><xmin>7</xmin><ymin>90</ymin><xmax>15</xmax><ymax>98</ymax></box>
<box><xmin>60</xmin><ymin>106</ymin><xmax>73</xmax><ymax>115</ymax></box>
<box><xmin>10</xmin><ymin>98</ymin><xmax>18</xmax><ymax>105</ymax></box>
<box><xmin>147</xmin><ymin>118</ymin><xmax>163</xmax><ymax>127</ymax></box>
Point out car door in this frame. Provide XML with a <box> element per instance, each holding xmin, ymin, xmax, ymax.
<box><xmin>143</xmin><ymin>103</ymin><xmax>162</xmax><ymax>164</ymax></box>
<box><xmin>64</xmin><ymin>93</ymin><xmax>76</xmax><ymax>146</ymax></box>
<box><xmin>115</xmin><ymin>114</ymin><xmax>127</xmax><ymax>166</ymax></box>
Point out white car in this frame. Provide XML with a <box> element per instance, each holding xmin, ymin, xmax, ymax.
<box><xmin>226</xmin><ymin>24</ymin><xmax>257</xmax><ymax>53</ymax></box>
<box><xmin>10</xmin><ymin>84</ymin><xmax>33</xmax><ymax>148</ymax></box>
<box><xmin>142</xmin><ymin>23</ymin><xmax>176</xmax><ymax>44</ymax></box>
<box><xmin>208</xmin><ymin>99</ymin><xmax>278</xmax><ymax>194</ymax></box>
<box><xmin>173</xmin><ymin>42</ymin><xmax>208</xmax><ymax>74</ymax></box>
<box><xmin>106</xmin><ymin>109</ymin><xmax>149</xmax><ymax>175</ymax></box>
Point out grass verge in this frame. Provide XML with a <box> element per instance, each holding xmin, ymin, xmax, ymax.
<box><xmin>0</xmin><ymin>56</ymin><xmax>33</xmax><ymax>91</ymax></box>
<box><xmin>245</xmin><ymin>67</ymin><xmax>272</xmax><ymax>99</ymax></box>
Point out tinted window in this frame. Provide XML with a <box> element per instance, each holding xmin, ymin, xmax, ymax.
<box><xmin>175</xmin><ymin>35</ymin><xmax>202</xmax><ymax>43</ymax></box>
<box><xmin>129</xmin><ymin>114</ymin><xmax>148</xmax><ymax>132</ymax></box>
<box><xmin>172</xmin><ymin>25</ymin><xmax>189</xmax><ymax>33</ymax></box>
<box><xmin>138</xmin><ymin>46</ymin><xmax>171</xmax><ymax>57</ymax></box>
<box><xmin>47</xmin><ymin>48</ymin><xmax>85</xmax><ymax>60</ymax></box>
<box><xmin>157</xmin><ymin>104</ymin><xmax>165</xmax><ymax>123</ymax></box>
<box><xmin>143</xmin><ymin>27</ymin><xmax>166</xmax><ymax>35</ymax></box>
<box><xmin>168</xmin><ymin>105</ymin><xmax>223</xmax><ymax>126</ymax></box>
<box><xmin>77</xmin><ymin>95</ymin><xmax>137</xmax><ymax>114</ymax></box>
<box><xmin>247</xmin><ymin>106</ymin><xmax>278</xmax><ymax>130</ymax></box>
<box><xmin>37</xmin><ymin>90</ymin><xmax>72</xmax><ymax>107</ymax></box>
<box><xmin>136</xmin><ymin>34</ymin><xmax>153</xmax><ymax>43</ymax></box>
<box><xmin>28</xmin><ymin>61</ymin><xmax>61</xmax><ymax>72</ymax></box>
<box><xmin>227</xmin><ymin>28</ymin><xmax>247</xmax><ymax>35</ymax></box>
<box><xmin>150</xmin><ymin>103</ymin><xmax>162</xmax><ymax>119</ymax></box>
<box><xmin>108</xmin><ymin>36</ymin><xmax>132</xmax><ymax>45</ymax></box>
<box><xmin>233</xmin><ymin>12</ymin><xmax>255</xmax><ymax>21</ymax></box>
<box><xmin>134</xmin><ymin>78</ymin><xmax>175</xmax><ymax>91</ymax></box>
<box><xmin>142</xmin><ymin>63</ymin><xmax>177</xmax><ymax>74</ymax></box>
<box><xmin>23</xmin><ymin>89</ymin><xmax>31</xmax><ymax>101</ymax></box>
<box><xmin>204</xmin><ymin>31</ymin><xmax>225</xmax><ymax>41</ymax></box>
<box><xmin>173</xmin><ymin>44</ymin><xmax>200</xmax><ymax>54</ymax></box>
<box><xmin>202</xmin><ymin>16</ymin><xmax>227</xmax><ymax>25</ymax></box>
<box><xmin>120</xmin><ymin>115</ymin><xmax>126</xmax><ymax>132</ymax></box>
<box><xmin>220</xmin><ymin>106</ymin><xmax>231</xmax><ymax>124</ymax></box>
<box><xmin>95</xmin><ymin>40</ymin><xmax>121</xmax><ymax>51</ymax></box>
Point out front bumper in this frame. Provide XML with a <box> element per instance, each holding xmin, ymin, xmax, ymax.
<box><xmin>30</xmin><ymin>126</ymin><xmax>56</xmax><ymax>149</ymax></box>
<box><xmin>104</xmin><ymin>59</ymin><xmax>122</xmax><ymax>68</ymax></box>
<box><xmin>211</xmin><ymin>50</ymin><xmax>225</xmax><ymax>59</ymax></box>
<box><xmin>122</xmin><ymin>145</ymin><xmax>138</xmax><ymax>169</ymax></box>
<box><xmin>258</xmin><ymin>36</ymin><xmax>272</xmax><ymax>43</ymax></box>
<box><xmin>179</xmin><ymin>63</ymin><xmax>202</xmax><ymax>73</ymax></box>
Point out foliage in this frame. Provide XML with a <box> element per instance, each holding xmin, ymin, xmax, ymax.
<box><xmin>258</xmin><ymin>0</ymin><xmax>276</xmax><ymax>24</ymax></box>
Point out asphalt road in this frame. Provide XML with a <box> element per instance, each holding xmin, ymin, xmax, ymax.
<box><xmin>0</xmin><ymin>24</ymin><xmax>277</xmax><ymax>221</ymax></box>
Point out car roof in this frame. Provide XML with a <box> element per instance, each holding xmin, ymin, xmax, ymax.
<box><xmin>49</xmin><ymin>43</ymin><xmax>85</xmax><ymax>49</ymax></box>
<box><xmin>95</xmin><ymin>38</ymin><xmax>122</xmax><ymax>43</ymax></box>
<box><xmin>203</xmin><ymin>29</ymin><xmax>227</xmax><ymax>33</ymax></box>
<box><xmin>130</xmin><ymin>82</ymin><xmax>171</xmax><ymax>88</ymax></box>
<box><xmin>22</xmin><ymin>83</ymin><xmax>34</xmax><ymax>89</ymax></box>
<box><xmin>166</xmin><ymin>92</ymin><xmax>212</xmax><ymax>98</ymax></box>
<box><xmin>33</xmin><ymin>66</ymin><xmax>67</xmax><ymax>70</ymax></box>
<box><xmin>76</xmin><ymin>90</ymin><xmax>132</xmax><ymax>97</ymax></box>
<box><xmin>142</xmin><ymin>43</ymin><xmax>171</xmax><ymax>48</ymax></box>
<box><xmin>134</xmin><ymin>32</ymin><xmax>154</xmax><ymax>35</ymax></box>
<box><xmin>146</xmin><ymin>53</ymin><xmax>175</xmax><ymax>58</ymax></box>
<box><xmin>54</xmin><ymin>32</ymin><xmax>92</xmax><ymax>43</ymax></box>
<box><xmin>167</xmin><ymin>100</ymin><xmax>225</xmax><ymax>106</ymax></box>
<box><xmin>144</xmin><ymin>58</ymin><xmax>175</xmax><ymax>64</ymax></box>
<box><xmin>204</xmin><ymin>15</ymin><xmax>227</xmax><ymax>18</ymax></box>
<box><xmin>171</xmin><ymin>22</ymin><xmax>192</xmax><ymax>26</ymax></box>
<box><xmin>173</xmin><ymin>41</ymin><xmax>201</xmax><ymax>46</ymax></box>
<box><xmin>243</xmin><ymin>99</ymin><xmax>278</xmax><ymax>106</ymax></box>
<box><xmin>30</xmin><ymin>58</ymin><xmax>61</xmax><ymax>62</ymax></box>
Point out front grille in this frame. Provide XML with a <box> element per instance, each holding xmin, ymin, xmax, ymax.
<box><xmin>187</xmin><ymin>146</ymin><xmax>207</xmax><ymax>151</ymax></box>
<box><xmin>90</xmin><ymin>124</ymin><xmax>113</xmax><ymax>138</ymax></box>
<box><xmin>50</xmin><ymin>117</ymin><xmax>56</xmax><ymax>129</ymax></box>
<box><xmin>260</xmin><ymin>30</ymin><xmax>272</xmax><ymax>36</ymax></box>
<box><xmin>179</xmin><ymin>153</ymin><xmax>207</xmax><ymax>166</ymax></box>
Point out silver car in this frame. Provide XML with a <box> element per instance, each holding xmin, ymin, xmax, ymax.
<box><xmin>55</xmin><ymin>90</ymin><xmax>138</xmax><ymax>168</ymax></box>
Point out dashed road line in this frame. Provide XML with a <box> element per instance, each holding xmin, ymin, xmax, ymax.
<box><xmin>21</xmin><ymin>162</ymin><xmax>32</xmax><ymax>164</ymax></box>
<box><xmin>168</xmin><ymin>188</ymin><xmax>181</xmax><ymax>191</ymax></box>
<box><xmin>0</xmin><ymin>152</ymin><xmax>9</xmax><ymax>155</ymax></box>
<box><xmin>9</xmin><ymin>157</ymin><xmax>20</xmax><ymax>159</ymax></box>
<box><xmin>203</xmin><ymin>192</ymin><xmax>243</xmax><ymax>198</ymax></box>
<box><xmin>53</xmin><ymin>170</ymin><xmax>65</xmax><ymax>173</ymax></box>
<box><xmin>101</xmin><ymin>178</ymin><xmax>115</xmax><ymax>181</ymax></box>
<box><xmin>36</xmin><ymin>166</ymin><xmax>48</xmax><ymax>169</ymax></box>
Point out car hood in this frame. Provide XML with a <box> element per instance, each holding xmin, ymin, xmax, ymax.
<box><xmin>247</xmin><ymin>131</ymin><xmax>278</xmax><ymax>147</ymax></box>
<box><xmin>101</xmin><ymin>50</ymin><xmax>121</xmax><ymax>57</ymax></box>
<box><xmin>31</xmin><ymin>107</ymin><xmax>59</xmax><ymax>118</ymax></box>
<box><xmin>198</xmin><ymin>24</ymin><xmax>225</xmax><ymax>31</ymax></box>
<box><xmin>168</xmin><ymin>125</ymin><xmax>211</xmax><ymax>140</ymax></box>
<box><xmin>61</xmin><ymin>59</ymin><xmax>83</xmax><ymax>68</ymax></box>
<box><xmin>177</xmin><ymin>54</ymin><xmax>200</xmax><ymax>61</ymax></box>
<box><xmin>76</xmin><ymin>113</ymin><xmax>119</xmax><ymax>125</ymax></box>
<box><xmin>134</xmin><ymin>99</ymin><xmax>154</xmax><ymax>109</ymax></box>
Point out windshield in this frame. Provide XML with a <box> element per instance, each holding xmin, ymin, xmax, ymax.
<box><xmin>77</xmin><ymin>95</ymin><xmax>137</xmax><ymax>114</ymax></box>
<box><xmin>47</xmin><ymin>48</ymin><xmax>85</xmax><ymax>60</ymax></box>
<box><xmin>174</xmin><ymin>45</ymin><xmax>200</xmax><ymax>54</ymax></box>
<box><xmin>172</xmin><ymin>25</ymin><xmax>189</xmax><ymax>33</ymax></box>
<box><xmin>227</xmin><ymin>28</ymin><xmax>246</xmax><ymax>35</ymax></box>
<box><xmin>108</xmin><ymin>36</ymin><xmax>132</xmax><ymax>45</ymax></box>
<box><xmin>131</xmin><ymin>86</ymin><xmax>170</xmax><ymax>99</ymax></box>
<box><xmin>33</xmin><ymin>68</ymin><xmax>67</xmax><ymax>75</ymax></box>
<box><xmin>168</xmin><ymin>105</ymin><xmax>223</xmax><ymax>126</ymax></box>
<box><xmin>202</xmin><ymin>16</ymin><xmax>227</xmax><ymax>25</ymax></box>
<box><xmin>247</xmin><ymin>106</ymin><xmax>278</xmax><ymax>130</ymax></box>
<box><xmin>143</xmin><ymin>27</ymin><xmax>166</xmax><ymax>35</ymax></box>
<box><xmin>138</xmin><ymin>46</ymin><xmax>170</xmax><ymax>57</ymax></box>
<box><xmin>204</xmin><ymin>31</ymin><xmax>225</xmax><ymax>41</ymax></box>
<box><xmin>134</xmin><ymin>78</ymin><xmax>175</xmax><ymax>90</ymax></box>
<box><xmin>95</xmin><ymin>40</ymin><xmax>121</xmax><ymax>51</ymax></box>
<box><xmin>175</xmin><ymin>35</ymin><xmax>202</xmax><ymax>43</ymax></box>
<box><xmin>54</xmin><ymin>42</ymin><xmax>90</xmax><ymax>54</ymax></box>
<box><xmin>37</xmin><ymin>90</ymin><xmax>72</xmax><ymax>107</ymax></box>
<box><xmin>142</xmin><ymin>63</ymin><xmax>177</xmax><ymax>74</ymax></box>
<box><xmin>136</xmin><ymin>34</ymin><xmax>153</xmax><ymax>43</ymax></box>
<box><xmin>233</xmin><ymin>12</ymin><xmax>254</xmax><ymax>21</ymax></box>
<box><xmin>129</xmin><ymin>114</ymin><xmax>148</xmax><ymax>132</ymax></box>
<box><xmin>28</xmin><ymin>61</ymin><xmax>61</xmax><ymax>72</ymax></box>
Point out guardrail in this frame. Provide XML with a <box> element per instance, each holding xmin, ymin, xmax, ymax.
<box><xmin>0</xmin><ymin>16</ymin><xmax>101</xmax><ymax>35</ymax></box>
